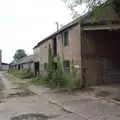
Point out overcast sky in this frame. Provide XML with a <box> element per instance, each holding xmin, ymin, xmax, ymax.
<box><xmin>0</xmin><ymin>0</ymin><xmax>72</xmax><ymax>63</ymax></box>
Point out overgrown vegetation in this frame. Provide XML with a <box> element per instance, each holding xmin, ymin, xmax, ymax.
<box><xmin>9</xmin><ymin>44</ymin><xmax>82</xmax><ymax>90</ymax></box>
<box><xmin>8</xmin><ymin>69</ymin><xmax>33</xmax><ymax>79</ymax></box>
<box><xmin>30</xmin><ymin>71</ymin><xmax>77</xmax><ymax>89</ymax></box>
<box><xmin>62</xmin><ymin>0</ymin><xmax>120</xmax><ymax>19</ymax></box>
<box><xmin>31</xmin><ymin>44</ymin><xmax>81</xmax><ymax>90</ymax></box>
<box><xmin>14</xmin><ymin>49</ymin><xmax>27</xmax><ymax>60</ymax></box>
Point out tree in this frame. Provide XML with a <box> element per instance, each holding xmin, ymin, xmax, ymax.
<box><xmin>47</xmin><ymin>44</ymin><xmax>54</xmax><ymax>80</ymax></box>
<box><xmin>14</xmin><ymin>49</ymin><xmax>27</xmax><ymax>60</ymax></box>
<box><xmin>62</xmin><ymin>0</ymin><xmax>120</xmax><ymax>19</ymax></box>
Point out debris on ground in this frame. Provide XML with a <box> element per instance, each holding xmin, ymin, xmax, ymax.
<box><xmin>11</xmin><ymin>113</ymin><xmax>48</xmax><ymax>120</ymax></box>
<box><xmin>96</xmin><ymin>90</ymin><xmax>111</xmax><ymax>97</ymax></box>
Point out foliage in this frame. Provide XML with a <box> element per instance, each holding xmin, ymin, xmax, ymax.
<box><xmin>62</xmin><ymin>0</ymin><xmax>120</xmax><ymax>19</ymax></box>
<box><xmin>14</xmin><ymin>49</ymin><xmax>27</xmax><ymax>60</ymax></box>
<box><xmin>30</xmin><ymin>44</ymin><xmax>80</xmax><ymax>90</ymax></box>
<box><xmin>8</xmin><ymin>69</ymin><xmax>33</xmax><ymax>79</ymax></box>
<box><xmin>31</xmin><ymin>70</ymin><xmax>77</xmax><ymax>89</ymax></box>
<box><xmin>30</xmin><ymin>76</ymin><xmax>46</xmax><ymax>85</ymax></box>
<box><xmin>51</xmin><ymin>56</ymin><xmax>63</xmax><ymax>87</ymax></box>
<box><xmin>47</xmin><ymin>44</ymin><xmax>54</xmax><ymax>80</ymax></box>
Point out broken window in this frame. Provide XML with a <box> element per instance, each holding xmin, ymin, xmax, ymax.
<box><xmin>63</xmin><ymin>60</ymin><xmax>70</xmax><ymax>72</ymax></box>
<box><xmin>53</xmin><ymin>37</ymin><xmax>57</xmax><ymax>56</ymax></box>
<box><xmin>62</xmin><ymin>30</ymin><xmax>69</xmax><ymax>46</ymax></box>
<box><xmin>53</xmin><ymin>62</ymin><xmax>57</xmax><ymax>70</ymax></box>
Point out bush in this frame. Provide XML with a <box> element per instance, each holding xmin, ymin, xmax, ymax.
<box><xmin>30</xmin><ymin>70</ymin><xmax>77</xmax><ymax>90</ymax></box>
<box><xmin>8</xmin><ymin>69</ymin><xmax>33</xmax><ymax>79</ymax></box>
<box><xmin>21</xmin><ymin>69</ymin><xmax>33</xmax><ymax>79</ymax></box>
<box><xmin>61</xmin><ymin>72</ymin><xmax>76</xmax><ymax>89</ymax></box>
<box><xmin>30</xmin><ymin>75</ymin><xmax>49</xmax><ymax>85</ymax></box>
<box><xmin>31</xmin><ymin>44</ymin><xmax>81</xmax><ymax>90</ymax></box>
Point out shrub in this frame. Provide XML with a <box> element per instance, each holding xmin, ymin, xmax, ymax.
<box><xmin>31</xmin><ymin>44</ymin><xmax>81</xmax><ymax>90</ymax></box>
<box><xmin>31</xmin><ymin>71</ymin><xmax>77</xmax><ymax>89</ymax></box>
<box><xmin>60</xmin><ymin>72</ymin><xmax>77</xmax><ymax>89</ymax></box>
<box><xmin>30</xmin><ymin>75</ymin><xmax>50</xmax><ymax>85</ymax></box>
<box><xmin>19</xmin><ymin>69</ymin><xmax>33</xmax><ymax>79</ymax></box>
<box><xmin>8</xmin><ymin>69</ymin><xmax>33</xmax><ymax>79</ymax></box>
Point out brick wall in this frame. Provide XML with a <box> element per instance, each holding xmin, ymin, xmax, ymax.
<box><xmin>33</xmin><ymin>24</ymin><xmax>82</xmax><ymax>75</ymax></box>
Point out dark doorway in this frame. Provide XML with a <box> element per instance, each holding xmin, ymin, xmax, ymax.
<box><xmin>53</xmin><ymin>37</ymin><xmax>57</xmax><ymax>56</ymax></box>
<box><xmin>34</xmin><ymin>62</ymin><xmax>40</xmax><ymax>76</ymax></box>
<box><xmin>83</xmin><ymin>30</ymin><xmax>120</xmax><ymax>86</ymax></box>
<box><xmin>18</xmin><ymin>65</ymin><xmax>20</xmax><ymax>70</ymax></box>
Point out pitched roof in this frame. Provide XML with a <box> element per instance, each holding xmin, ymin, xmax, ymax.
<box><xmin>33</xmin><ymin>13</ymin><xmax>89</xmax><ymax>49</ymax></box>
<box><xmin>10</xmin><ymin>55</ymin><xmax>34</xmax><ymax>65</ymax></box>
<box><xmin>10</xmin><ymin>60</ymin><xmax>18</xmax><ymax>65</ymax></box>
<box><xmin>1</xmin><ymin>63</ymin><xmax>9</xmax><ymax>65</ymax></box>
<box><xmin>17</xmin><ymin>55</ymin><xmax>34</xmax><ymax>64</ymax></box>
<box><xmin>33</xmin><ymin>3</ymin><xmax>120</xmax><ymax>49</ymax></box>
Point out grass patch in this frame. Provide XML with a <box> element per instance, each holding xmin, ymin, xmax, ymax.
<box><xmin>30</xmin><ymin>72</ymin><xmax>78</xmax><ymax>90</ymax></box>
<box><xmin>29</xmin><ymin>44</ymin><xmax>82</xmax><ymax>90</ymax></box>
<box><xmin>8</xmin><ymin>69</ymin><xmax>33</xmax><ymax>79</ymax></box>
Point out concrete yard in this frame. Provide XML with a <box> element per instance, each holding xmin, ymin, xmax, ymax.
<box><xmin>0</xmin><ymin>71</ymin><xmax>120</xmax><ymax>120</ymax></box>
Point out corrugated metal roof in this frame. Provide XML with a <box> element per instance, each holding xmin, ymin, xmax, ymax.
<box><xmin>1</xmin><ymin>63</ymin><xmax>9</xmax><ymax>65</ymax></box>
<box><xmin>10</xmin><ymin>60</ymin><xmax>18</xmax><ymax>65</ymax></box>
<box><xmin>10</xmin><ymin>55</ymin><xmax>34</xmax><ymax>65</ymax></box>
<box><xmin>17</xmin><ymin>55</ymin><xmax>34</xmax><ymax>64</ymax></box>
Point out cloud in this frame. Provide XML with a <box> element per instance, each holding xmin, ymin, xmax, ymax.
<box><xmin>0</xmin><ymin>0</ymin><xmax>72</xmax><ymax>63</ymax></box>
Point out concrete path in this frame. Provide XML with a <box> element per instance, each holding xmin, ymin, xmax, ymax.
<box><xmin>0</xmin><ymin>72</ymin><xmax>66</xmax><ymax>120</ymax></box>
<box><xmin>1</xmin><ymin>71</ymin><xmax>120</xmax><ymax>120</ymax></box>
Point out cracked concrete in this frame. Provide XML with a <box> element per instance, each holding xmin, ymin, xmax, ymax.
<box><xmin>0</xmin><ymin>72</ymin><xmax>66</xmax><ymax>120</ymax></box>
<box><xmin>1</xmin><ymin>71</ymin><xmax>120</xmax><ymax>120</ymax></box>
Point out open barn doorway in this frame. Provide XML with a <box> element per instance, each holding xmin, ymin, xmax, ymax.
<box><xmin>82</xmin><ymin>29</ymin><xmax>120</xmax><ymax>86</ymax></box>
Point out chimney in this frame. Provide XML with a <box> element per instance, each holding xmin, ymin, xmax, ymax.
<box><xmin>55</xmin><ymin>22</ymin><xmax>59</xmax><ymax>31</ymax></box>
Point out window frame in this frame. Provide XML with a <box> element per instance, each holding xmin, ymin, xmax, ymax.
<box><xmin>63</xmin><ymin>60</ymin><xmax>70</xmax><ymax>72</ymax></box>
<box><xmin>62</xmin><ymin>30</ymin><xmax>69</xmax><ymax>46</ymax></box>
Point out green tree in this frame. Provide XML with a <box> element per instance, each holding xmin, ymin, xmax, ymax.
<box><xmin>47</xmin><ymin>44</ymin><xmax>54</xmax><ymax>80</ymax></box>
<box><xmin>62</xmin><ymin>0</ymin><xmax>120</xmax><ymax>19</ymax></box>
<box><xmin>14</xmin><ymin>49</ymin><xmax>27</xmax><ymax>60</ymax></box>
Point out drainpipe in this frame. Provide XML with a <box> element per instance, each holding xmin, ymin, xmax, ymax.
<box><xmin>80</xmin><ymin>23</ymin><xmax>86</xmax><ymax>88</ymax></box>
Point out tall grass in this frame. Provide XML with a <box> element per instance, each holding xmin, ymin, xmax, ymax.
<box><xmin>8</xmin><ymin>69</ymin><xmax>33</xmax><ymax>79</ymax></box>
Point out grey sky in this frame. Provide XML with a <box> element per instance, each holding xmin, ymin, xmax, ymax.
<box><xmin>0</xmin><ymin>0</ymin><xmax>72</xmax><ymax>63</ymax></box>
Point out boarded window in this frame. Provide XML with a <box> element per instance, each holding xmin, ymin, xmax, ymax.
<box><xmin>63</xmin><ymin>60</ymin><xmax>70</xmax><ymax>72</ymax></box>
<box><xmin>62</xmin><ymin>30</ymin><xmax>69</xmax><ymax>46</ymax></box>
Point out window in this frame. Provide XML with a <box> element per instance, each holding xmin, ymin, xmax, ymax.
<box><xmin>53</xmin><ymin>37</ymin><xmax>57</xmax><ymax>56</ymax></box>
<box><xmin>62</xmin><ymin>30</ymin><xmax>69</xmax><ymax>46</ymax></box>
<box><xmin>63</xmin><ymin>60</ymin><xmax>70</xmax><ymax>72</ymax></box>
<box><xmin>53</xmin><ymin>62</ymin><xmax>57</xmax><ymax>70</ymax></box>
